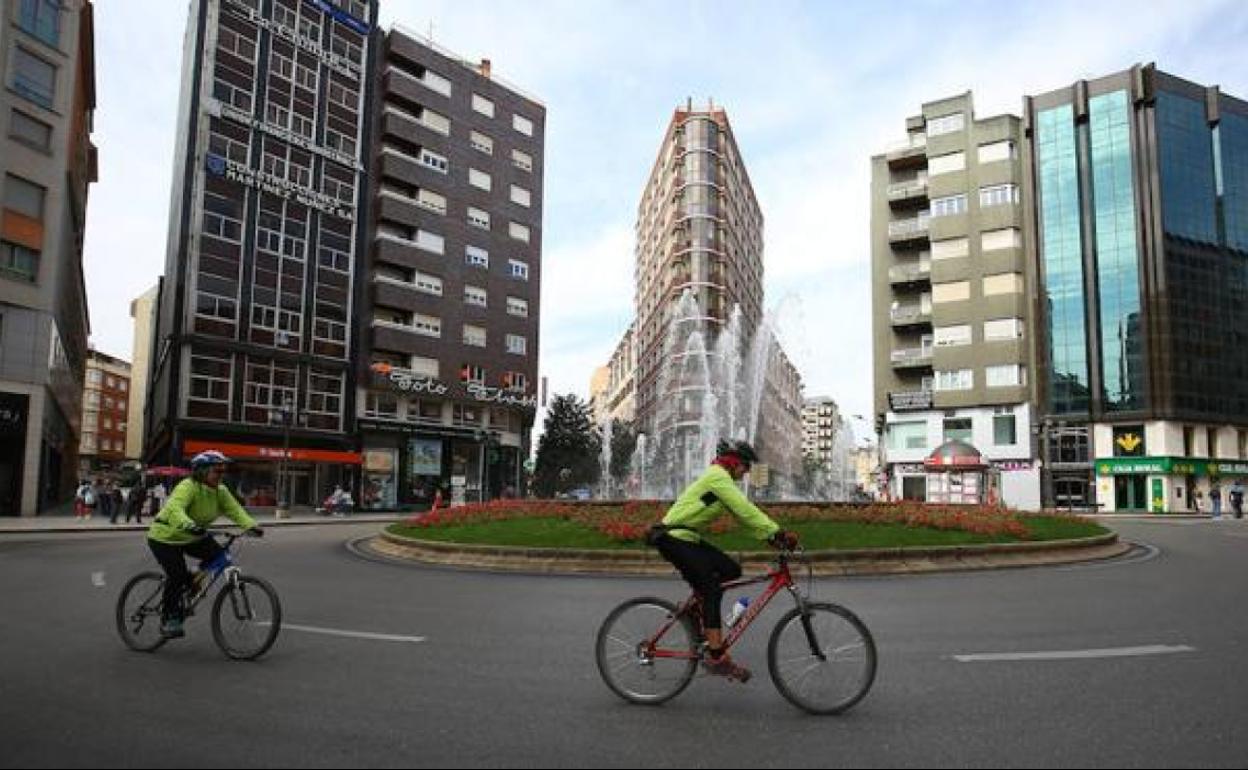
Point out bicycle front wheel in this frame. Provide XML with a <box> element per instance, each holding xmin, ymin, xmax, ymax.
<box><xmin>210</xmin><ymin>575</ymin><xmax>281</xmax><ymax>660</ymax></box>
<box><xmin>116</xmin><ymin>571</ymin><xmax>168</xmax><ymax>652</ymax></box>
<box><xmin>767</xmin><ymin>602</ymin><xmax>877</xmax><ymax>715</ymax></box>
<box><xmin>596</xmin><ymin>597</ymin><xmax>699</xmax><ymax>706</ymax></box>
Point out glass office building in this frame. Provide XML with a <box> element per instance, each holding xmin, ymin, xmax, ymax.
<box><xmin>1026</xmin><ymin>64</ymin><xmax>1248</xmax><ymax>512</ymax></box>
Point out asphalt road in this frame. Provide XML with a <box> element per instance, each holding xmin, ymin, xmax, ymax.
<box><xmin>1</xmin><ymin>518</ymin><xmax>1245</xmax><ymax>768</ymax></box>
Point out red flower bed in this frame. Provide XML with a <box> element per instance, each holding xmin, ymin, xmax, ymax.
<box><xmin>406</xmin><ymin>499</ymin><xmax>1042</xmax><ymax>542</ymax></box>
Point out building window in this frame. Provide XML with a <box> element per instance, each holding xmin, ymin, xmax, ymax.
<box><xmin>505</xmin><ymin>334</ymin><xmax>527</xmax><ymax>355</ymax></box>
<box><xmin>0</xmin><ymin>241</ymin><xmax>39</xmax><ymax>283</ymax></box>
<box><xmin>981</xmin><ymin>228</ymin><xmax>1022</xmax><ymax>252</ymax></box>
<box><xmin>510</xmin><ymin>185</ymin><xmax>531</xmax><ymax>208</ymax></box>
<box><xmin>508</xmin><ymin>259</ymin><xmax>529</xmax><ymax>281</ymax></box>
<box><xmin>930</xmin><ymin>237</ymin><xmax>968</xmax><ymax>261</ymax></box>
<box><xmin>978</xmin><ymin>140</ymin><xmax>1015</xmax><ymax>164</ymax></box>
<box><xmin>513</xmin><ymin>113</ymin><xmax>534</xmax><ymax>136</ymax></box>
<box><xmin>460</xmin><ymin>365</ymin><xmax>486</xmax><ymax>385</ymax></box>
<box><xmin>1184</xmin><ymin>426</ymin><xmax>1195</xmax><ymax>457</ymax></box>
<box><xmin>467</xmin><ymin>207</ymin><xmax>490</xmax><ymax>230</ymax></box>
<box><xmin>887</xmin><ymin>421</ymin><xmax>928</xmax><ymax>450</ymax></box>
<box><xmin>930</xmin><ymin>194</ymin><xmax>967</xmax><ymax>218</ymax></box>
<box><xmin>469</xmin><ymin>168</ymin><xmax>492</xmax><ymax>192</ymax></box>
<box><xmin>415</xmin><ymin>229</ymin><xmax>445</xmax><ymax>255</ymax></box>
<box><xmin>464</xmin><ymin>285</ymin><xmax>488</xmax><ymax>307</ymax></box>
<box><xmin>413</xmin><ymin>271</ymin><xmax>443</xmax><ymax>296</ymax></box>
<box><xmin>511</xmin><ymin>149</ymin><xmax>533</xmax><ymax>172</ymax></box>
<box><xmin>942</xmin><ymin>417</ymin><xmax>973</xmax><ymax>443</ymax></box>
<box><xmin>985</xmin><ymin>364</ymin><xmax>1025</xmax><ymax>388</ymax></box>
<box><xmin>11</xmin><ymin>47</ymin><xmax>56</xmax><ymax>109</ymax></box>
<box><xmin>189</xmin><ymin>355</ymin><xmax>232</xmax><ymax>405</ymax></box>
<box><xmin>364</xmin><ymin>391</ymin><xmax>399</xmax><ymax>419</ymax></box>
<box><xmin>4</xmin><ymin>174</ymin><xmax>45</xmax><ymax>220</ymax></box>
<box><xmin>927</xmin><ymin>112</ymin><xmax>964</xmax><ymax>137</ymax></box>
<box><xmin>503</xmin><ymin>371</ymin><xmax>527</xmax><ymax>392</ymax></box>
<box><xmin>933</xmin><ymin>324</ymin><xmax>971</xmax><ymax>347</ymax></box>
<box><xmin>9</xmin><ymin>110</ymin><xmax>51</xmax><ymax>151</ymax></box>
<box><xmin>982</xmin><ymin>273</ymin><xmax>1024</xmax><ymax>296</ymax></box>
<box><xmin>979</xmin><ymin>184</ymin><xmax>1020</xmax><ymax>208</ymax></box>
<box><xmin>412</xmin><ymin>314</ymin><xmax>442</xmax><ymax>338</ymax></box>
<box><xmin>463</xmin><ymin>324</ymin><xmax>487</xmax><ymax>347</ymax></box>
<box><xmin>928</xmin><ymin>151</ymin><xmax>965</xmax><ymax>176</ymax></box>
<box><xmin>419</xmin><ymin>106</ymin><xmax>450</xmax><ymax>136</ymax></box>
<box><xmin>934</xmin><ymin>369</ymin><xmax>973</xmax><ymax>391</ymax></box>
<box><xmin>471</xmin><ymin>93</ymin><xmax>494</xmax><ymax>118</ymax></box>
<box><xmin>993</xmin><ymin>407</ymin><xmax>1017</xmax><ymax>445</ymax></box>
<box><xmin>506</xmin><ymin>296</ymin><xmax>528</xmax><ymax>317</ymax></box>
<box><xmin>469</xmin><ymin>131</ymin><xmax>493</xmax><ymax>155</ymax></box>
<box><xmin>465</xmin><ymin>245</ymin><xmax>489</xmax><ymax>269</ymax></box>
<box><xmin>418</xmin><ymin>148</ymin><xmax>448</xmax><ymax>174</ymax></box>
<box><xmin>18</xmin><ymin>0</ymin><xmax>61</xmax><ymax>47</ymax></box>
<box><xmin>983</xmin><ymin>318</ymin><xmax>1024</xmax><ymax>341</ymax></box>
<box><xmin>509</xmin><ymin>222</ymin><xmax>530</xmax><ymax>243</ymax></box>
<box><xmin>416</xmin><ymin>188</ymin><xmax>447</xmax><ymax>215</ymax></box>
<box><xmin>410</xmin><ymin>356</ymin><xmax>439</xmax><ymax>378</ymax></box>
<box><xmin>932</xmin><ymin>280</ymin><xmax>970</xmax><ymax>303</ymax></box>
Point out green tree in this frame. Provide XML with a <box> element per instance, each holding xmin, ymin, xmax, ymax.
<box><xmin>533</xmin><ymin>394</ymin><xmax>602</xmax><ymax>497</ymax></box>
<box><xmin>609</xmin><ymin>419</ymin><xmax>638</xmax><ymax>486</ymax></box>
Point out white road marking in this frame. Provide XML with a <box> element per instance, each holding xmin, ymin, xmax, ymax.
<box><xmin>272</xmin><ymin>622</ymin><xmax>427</xmax><ymax>644</ymax></box>
<box><xmin>952</xmin><ymin>644</ymin><xmax>1194</xmax><ymax>663</ymax></box>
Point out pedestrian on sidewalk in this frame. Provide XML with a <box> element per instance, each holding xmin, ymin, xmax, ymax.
<box><xmin>1230</xmin><ymin>481</ymin><xmax>1245</xmax><ymax>519</ymax></box>
<box><xmin>1210</xmin><ymin>484</ymin><xmax>1223</xmax><ymax>519</ymax></box>
<box><xmin>74</xmin><ymin>481</ymin><xmax>93</xmax><ymax>520</ymax></box>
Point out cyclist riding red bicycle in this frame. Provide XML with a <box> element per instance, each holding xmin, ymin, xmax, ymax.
<box><xmin>648</xmin><ymin>439</ymin><xmax>799</xmax><ymax>682</ymax></box>
<box><xmin>146</xmin><ymin>450</ymin><xmax>264</xmax><ymax>638</ymax></box>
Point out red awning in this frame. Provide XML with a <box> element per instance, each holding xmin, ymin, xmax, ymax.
<box><xmin>182</xmin><ymin>440</ymin><xmax>363</xmax><ymax>465</ymax></box>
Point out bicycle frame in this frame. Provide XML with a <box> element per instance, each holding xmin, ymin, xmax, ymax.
<box><xmin>645</xmin><ymin>552</ymin><xmax>815</xmax><ymax>662</ymax></box>
<box><xmin>184</xmin><ymin>533</ymin><xmax>245</xmax><ymax>614</ymax></box>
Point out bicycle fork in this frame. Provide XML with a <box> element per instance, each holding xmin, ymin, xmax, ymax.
<box><xmin>222</xmin><ymin>567</ymin><xmax>255</xmax><ymax>622</ymax></box>
<box><xmin>789</xmin><ymin>586</ymin><xmax>828</xmax><ymax>662</ymax></box>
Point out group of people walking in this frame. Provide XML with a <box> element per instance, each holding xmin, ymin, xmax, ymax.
<box><xmin>74</xmin><ymin>478</ymin><xmax>168</xmax><ymax>523</ymax></box>
<box><xmin>1203</xmin><ymin>481</ymin><xmax>1246</xmax><ymax>519</ymax></box>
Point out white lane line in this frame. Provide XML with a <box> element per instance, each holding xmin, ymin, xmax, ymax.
<box><xmin>952</xmin><ymin>644</ymin><xmax>1195</xmax><ymax>663</ymax></box>
<box><xmin>272</xmin><ymin>622</ymin><xmax>427</xmax><ymax>644</ymax></box>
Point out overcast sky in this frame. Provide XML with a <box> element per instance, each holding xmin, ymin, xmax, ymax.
<box><xmin>84</xmin><ymin>0</ymin><xmax>1248</xmax><ymax>440</ymax></box>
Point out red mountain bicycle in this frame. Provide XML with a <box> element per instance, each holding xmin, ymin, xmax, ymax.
<box><xmin>595</xmin><ymin>546</ymin><xmax>876</xmax><ymax>714</ymax></box>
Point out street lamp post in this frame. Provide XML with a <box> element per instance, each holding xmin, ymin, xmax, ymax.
<box><xmin>270</xmin><ymin>396</ymin><xmax>295</xmax><ymax>518</ymax></box>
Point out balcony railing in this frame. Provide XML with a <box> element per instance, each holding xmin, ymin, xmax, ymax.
<box><xmin>888</xmin><ymin>389</ymin><xmax>934</xmax><ymax>412</ymax></box>
<box><xmin>888</xmin><ymin>213</ymin><xmax>930</xmax><ymax>241</ymax></box>
<box><xmin>890</xmin><ymin>347</ymin><xmax>934</xmax><ymax>368</ymax></box>
<box><xmin>889</xmin><ymin>304</ymin><xmax>931</xmax><ymax>325</ymax></box>
<box><xmin>888</xmin><ymin>262</ymin><xmax>931</xmax><ymax>284</ymax></box>
<box><xmin>887</xmin><ymin>177</ymin><xmax>928</xmax><ymax>201</ymax></box>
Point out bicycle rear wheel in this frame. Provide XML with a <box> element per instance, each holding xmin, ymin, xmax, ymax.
<box><xmin>210</xmin><ymin>574</ymin><xmax>281</xmax><ymax>660</ymax></box>
<box><xmin>596</xmin><ymin>597</ymin><xmax>699</xmax><ymax>706</ymax></box>
<box><xmin>116</xmin><ymin>571</ymin><xmax>168</xmax><ymax>652</ymax></box>
<box><xmin>767</xmin><ymin>602</ymin><xmax>877</xmax><ymax>715</ymax></box>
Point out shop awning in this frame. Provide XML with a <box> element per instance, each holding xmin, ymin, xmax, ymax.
<box><xmin>182</xmin><ymin>440</ymin><xmax>363</xmax><ymax>465</ymax></box>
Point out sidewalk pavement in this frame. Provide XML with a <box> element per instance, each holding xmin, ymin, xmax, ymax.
<box><xmin>0</xmin><ymin>509</ymin><xmax>408</xmax><ymax>534</ymax></box>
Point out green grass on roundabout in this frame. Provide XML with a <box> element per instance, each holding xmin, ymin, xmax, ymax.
<box><xmin>386</xmin><ymin>502</ymin><xmax>1109</xmax><ymax>552</ymax></box>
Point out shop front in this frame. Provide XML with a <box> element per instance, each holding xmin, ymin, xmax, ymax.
<box><xmin>923</xmin><ymin>440</ymin><xmax>992</xmax><ymax>505</ymax></box>
<box><xmin>181</xmin><ymin>440</ymin><xmax>362</xmax><ymax>509</ymax></box>
<box><xmin>1094</xmin><ymin>456</ymin><xmax>1248</xmax><ymax>513</ymax></box>
<box><xmin>359</xmin><ymin>420</ymin><xmax>524</xmax><ymax>511</ymax></box>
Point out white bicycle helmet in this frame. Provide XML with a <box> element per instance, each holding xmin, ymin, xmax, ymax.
<box><xmin>189</xmin><ymin>450</ymin><xmax>231</xmax><ymax>470</ymax></box>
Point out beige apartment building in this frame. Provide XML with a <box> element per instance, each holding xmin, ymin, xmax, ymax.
<box><xmin>599</xmin><ymin>101</ymin><xmax>804</xmax><ymax>494</ymax></box>
<box><xmin>126</xmin><ymin>283</ymin><xmax>158</xmax><ymax>460</ymax></box>
<box><xmin>871</xmin><ymin>92</ymin><xmax>1040</xmax><ymax>509</ymax></box>
<box><xmin>0</xmin><ymin>0</ymin><xmax>96</xmax><ymax>515</ymax></box>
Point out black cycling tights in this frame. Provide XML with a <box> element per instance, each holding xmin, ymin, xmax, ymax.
<box><xmin>654</xmin><ymin>534</ymin><xmax>742</xmax><ymax>631</ymax></box>
<box><xmin>147</xmin><ymin>537</ymin><xmax>225</xmax><ymax>620</ymax></box>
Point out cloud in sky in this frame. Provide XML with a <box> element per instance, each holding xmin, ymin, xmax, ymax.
<box><xmin>84</xmin><ymin>0</ymin><xmax>1248</xmax><ymax>433</ymax></box>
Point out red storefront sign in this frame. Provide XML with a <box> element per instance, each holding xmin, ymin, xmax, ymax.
<box><xmin>182</xmin><ymin>440</ymin><xmax>363</xmax><ymax>465</ymax></box>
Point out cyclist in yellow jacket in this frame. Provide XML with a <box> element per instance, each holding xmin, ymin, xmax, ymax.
<box><xmin>147</xmin><ymin>450</ymin><xmax>263</xmax><ymax>638</ymax></box>
<box><xmin>650</xmin><ymin>439</ymin><xmax>798</xmax><ymax>682</ymax></box>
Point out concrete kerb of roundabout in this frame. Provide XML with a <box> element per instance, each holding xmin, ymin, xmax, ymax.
<box><xmin>364</xmin><ymin>529</ymin><xmax>1130</xmax><ymax>577</ymax></box>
